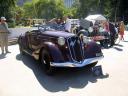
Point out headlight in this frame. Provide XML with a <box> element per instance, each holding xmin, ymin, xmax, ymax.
<box><xmin>99</xmin><ymin>27</ymin><xmax>103</xmax><ymax>32</ymax></box>
<box><xmin>83</xmin><ymin>36</ymin><xmax>91</xmax><ymax>44</ymax></box>
<box><xmin>58</xmin><ymin>37</ymin><xmax>65</xmax><ymax>46</ymax></box>
<box><xmin>88</xmin><ymin>27</ymin><xmax>93</xmax><ymax>33</ymax></box>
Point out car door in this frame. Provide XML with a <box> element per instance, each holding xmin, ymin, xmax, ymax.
<box><xmin>28</xmin><ymin>30</ymin><xmax>41</xmax><ymax>50</ymax></box>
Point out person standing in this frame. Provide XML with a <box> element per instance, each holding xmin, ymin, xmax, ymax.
<box><xmin>101</xmin><ymin>21</ymin><xmax>109</xmax><ymax>32</ymax></box>
<box><xmin>0</xmin><ymin>17</ymin><xmax>10</xmax><ymax>54</ymax></box>
<box><xmin>119</xmin><ymin>21</ymin><xmax>125</xmax><ymax>40</ymax></box>
<box><xmin>64</xmin><ymin>16</ymin><xmax>72</xmax><ymax>32</ymax></box>
<box><xmin>109</xmin><ymin>22</ymin><xmax>116</xmax><ymax>47</ymax></box>
<box><xmin>100</xmin><ymin>21</ymin><xmax>110</xmax><ymax>47</ymax></box>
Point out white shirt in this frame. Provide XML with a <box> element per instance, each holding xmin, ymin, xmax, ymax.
<box><xmin>65</xmin><ymin>18</ymin><xmax>72</xmax><ymax>32</ymax></box>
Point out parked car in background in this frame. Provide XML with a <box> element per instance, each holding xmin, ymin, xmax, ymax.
<box><xmin>18</xmin><ymin>24</ymin><xmax>104</xmax><ymax>75</ymax></box>
<box><xmin>74</xmin><ymin>19</ymin><xmax>118</xmax><ymax>48</ymax></box>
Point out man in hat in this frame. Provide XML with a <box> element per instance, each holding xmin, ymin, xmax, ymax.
<box><xmin>0</xmin><ymin>17</ymin><xmax>10</xmax><ymax>54</ymax></box>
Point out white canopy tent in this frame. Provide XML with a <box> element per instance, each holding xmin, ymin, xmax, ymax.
<box><xmin>85</xmin><ymin>14</ymin><xmax>107</xmax><ymax>21</ymax></box>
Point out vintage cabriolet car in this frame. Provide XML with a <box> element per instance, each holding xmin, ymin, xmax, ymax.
<box><xmin>18</xmin><ymin>25</ymin><xmax>103</xmax><ymax>75</ymax></box>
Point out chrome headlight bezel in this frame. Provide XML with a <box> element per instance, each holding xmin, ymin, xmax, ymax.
<box><xmin>83</xmin><ymin>36</ymin><xmax>91</xmax><ymax>44</ymax></box>
<box><xmin>58</xmin><ymin>37</ymin><xmax>65</xmax><ymax>46</ymax></box>
<box><xmin>88</xmin><ymin>27</ymin><xmax>93</xmax><ymax>33</ymax></box>
<box><xmin>99</xmin><ymin>27</ymin><xmax>104</xmax><ymax>32</ymax></box>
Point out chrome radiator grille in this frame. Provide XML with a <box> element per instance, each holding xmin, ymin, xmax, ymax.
<box><xmin>67</xmin><ymin>36</ymin><xmax>83</xmax><ymax>62</ymax></box>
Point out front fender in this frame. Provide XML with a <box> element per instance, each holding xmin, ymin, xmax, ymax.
<box><xmin>84</xmin><ymin>41</ymin><xmax>103</xmax><ymax>58</ymax></box>
<box><xmin>43</xmin><ymin>42</ymin><xmax>64</xmax><ymax>63</ymax></box>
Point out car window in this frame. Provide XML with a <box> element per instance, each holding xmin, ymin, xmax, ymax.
<box><xmin>38</xmin><ymin>25</ymin><xmax>54</xmax><ymax>31</ymax></box>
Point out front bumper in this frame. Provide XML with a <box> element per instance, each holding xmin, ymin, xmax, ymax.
<box><xmin>50</xmin><ymin>56</ymin><xmax>103</xmax><ymax>67</ymax></box>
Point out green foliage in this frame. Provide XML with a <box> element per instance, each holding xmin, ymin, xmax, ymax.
<box><xmin>0</xmin><ymin>0</ymin><xmax>16</xmax><ymax>17</ymax></box>
<box><xmin>0</xmin><ymin>0</ymin><xmax>17</xmax><ymax>27</ymax></box>
<box><xmin>13</xmin><ymin>6</ymin><xmax>24</xmax><ymax>25</ymax></box>
<box><xmin>35</xmin><ymin>0</ymin><xmax>65</xmax><ymax>19</ymax></box>
<box><xmin>22</xmin><ymin>0</ymin><xmax>67</xmax><ymax>19</ymax></box>
<box><xmin>78</xmin><ymin>0</ymin><xmax>128</xmax><ymax>22</ymax></box>
<box><xmin>77</xmin><ymin>0</ymin><xmax>100</xmax><ymax>18</ymax></box>
<box><xmin>8</xmin><ymin>21</ymin><xmax>16</xmax><ymax>28</ymax></box>
<box><xmin>23</xmin><ymin>2</ymin><xmax>36</xmax><ymax>18</ymax></box>
<box><xmin>2</xmin><ymin>0</ymin><xmax>127</xmax><ymax>24</ymax></box>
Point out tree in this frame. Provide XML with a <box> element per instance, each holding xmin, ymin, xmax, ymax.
<box><xmin>102</xmin><ymin>0</ymin><xmax>128</xmax><ymax>22</ymax></box>
<box><xmin>78</xmin><ymin>0</ymin><xmax>100</xmax><ymax>18</ymax></box>
<box><xmin>23</xmin><ymin>0</ymin><xmax>66</xmax><ymax>19</ymax></box>
<box><xmin>71</xmin><ymin>0</ymin><xmax>80</xmax><ymax>18</ymax></box>
<box><xmin>35</xmin><ymin>0</ymin><xmax>65</xmax><ymax>19</ymax></box>
<box><xmin>23</xmin><ymin>2</ymin><xmax>37</xmax><ymax>18</ymax></box>
<box><xmin>0</xmin><ymin>0</ymin><xmax>17</xmax><ymax>27</ymax></box>
<box><xmin>0</xmin><ymin>0</ymin><xmax>16</xmax><ymax>17</ymax></box>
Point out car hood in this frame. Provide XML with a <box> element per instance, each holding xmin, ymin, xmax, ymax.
<box><xmin>41</xmin><ymin>30</ymin><xmax>75</xmax><ymax>38</ymax></box>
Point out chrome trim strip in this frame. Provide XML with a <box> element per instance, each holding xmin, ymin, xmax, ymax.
<box><xmin>50</xmin><ymin>56</ymin><xmax>104</xmax><ymax>67</ymax></box>
<box><xmin>23</xmin><ymin>49</ymin><xmax>40</xmax><ymax>60</ymax></box>
<box><xmin>23</xmin><ymin>50</ymin><xmax>31</xmax><ymax>56</ymax></box>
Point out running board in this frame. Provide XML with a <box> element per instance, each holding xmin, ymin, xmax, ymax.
<box><xmin>23</xmin><ymin>49</ymin><xmax>40</xmax><ymax>60</ymax></box>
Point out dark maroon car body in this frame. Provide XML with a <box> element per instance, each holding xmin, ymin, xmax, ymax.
<box><xmin>18</xmin><ymin>26</ymin><xmax>103</xmax><ymax>74</ymax></box>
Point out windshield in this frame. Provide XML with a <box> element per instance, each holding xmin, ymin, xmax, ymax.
<box><xmin>38</xmin><ymin>24</ymin><xmax>65</xmax><ymax>31</ymax></box>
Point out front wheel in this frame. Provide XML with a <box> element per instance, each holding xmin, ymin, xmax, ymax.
<box><xmin>40</xmin><ymin>49</ymin><xmax>54</xmax><ymax>75</ymax></box>
<box><xmin>100</xmin><ymin>39</ymin><xmax>111</xmax><ymax>48</ymax></box>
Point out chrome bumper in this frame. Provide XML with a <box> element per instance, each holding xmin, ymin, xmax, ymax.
<box><xmin>50</xmin><ymin>56</ymin><xmax>104</xmax><ymax>67</ymax></box>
